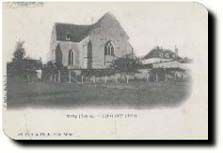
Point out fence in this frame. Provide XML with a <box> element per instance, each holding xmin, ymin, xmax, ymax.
<box><xmin>42</xmin><ymin>68</ymin><xmax>191</xmax><ymax>84</ymax></box>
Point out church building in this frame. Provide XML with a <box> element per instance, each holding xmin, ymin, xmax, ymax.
<box><xmin>49</xmin><ymin>12</ymin><xmax>134</xmax><ymax>69</ymax></box>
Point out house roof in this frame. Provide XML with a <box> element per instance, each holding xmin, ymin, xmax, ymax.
<box><xmin>143</xmin><ymin>47</ymin><xmax>176</xmax><ymax>59</ymax></box>
<box><xmin>54</xmin><ymin>12</ymin><xmax>127</xmax><ymax>42</ymax></box>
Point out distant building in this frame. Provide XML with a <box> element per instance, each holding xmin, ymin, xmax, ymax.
<box><xmin>49</xmin><ymin>12</ymin><xmax>134</xmax><ymax>69</ymax></box>
<box><xmin>142</xmin><ymin>46</ymin><xmax>178</xmax><ymax>64</ymax></box>
<box><xmin>141</xmin><ymin>46</ymin><xmax>192</xmax><ymax>65</ymax></box>
<box><xmin>140</xmin><ymin>46</ymin><xmax>192</xmax><ymax>81</ymax></box>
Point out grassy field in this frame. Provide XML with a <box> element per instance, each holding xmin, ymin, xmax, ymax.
<box><xmin>6</xmin><ymin>79</ymin><xmax>191</xmax><ymax>109</ymax></box>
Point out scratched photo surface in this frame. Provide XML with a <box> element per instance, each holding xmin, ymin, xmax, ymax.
<box><xmin>2</xmin><ymin>2</ymin><xmax>208</xmax><ymax>139</ymax></box>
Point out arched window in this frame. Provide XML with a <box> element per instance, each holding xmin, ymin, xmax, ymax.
<box><xmin>104</xmin><ymin>41</ymin><xmax>114</xmax><ymax>56</ymax></box>
<box><xmin>68</xmin><ymin>50</ymin><xmax>73</xmax><ymax>65</ymax></box>
<box><xmin>55</xmin><ymin>44</ymin><xmax>63</xmax><ymax>67</ymax></box>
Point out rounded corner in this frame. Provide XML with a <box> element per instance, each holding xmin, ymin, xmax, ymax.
<box><xmin>192</xmin><ymin>1</ymin><xmax>208</xmax><ymax>14</ymax></box>
<box><xmin>2</xmin><ymin>128</ymin><xmax>18</xmax><ymax>140</ymax></box>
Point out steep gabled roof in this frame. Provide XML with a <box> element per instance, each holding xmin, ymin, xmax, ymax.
<box><xmin>54</xmin><ymin>12</ymin><xmax>128</xmax><ymax>42</ymax></box>
<box><xmin>55</xmin><ymin>23</ymin><xmax>93</xmax><ymax>42</ymax></box>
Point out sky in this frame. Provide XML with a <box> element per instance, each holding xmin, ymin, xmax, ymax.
<box><xmin>3</xmin><ymin>2</ymin><xmax>208</xmax><ymax>63</ymax></box>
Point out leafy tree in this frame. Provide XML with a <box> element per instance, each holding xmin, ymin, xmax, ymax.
<box><xmin>13</xmin><ymin>41</ymin><xmax>25</xmax><ymax>61</ymax></box>
<box><xmin>110</xmin><ymin>56</ymin><xmax>141</xmax><ymax>83</ymax></box>
<box><xmin>7</xmin><ymin>41</ymin><xmax>42</xmax><ymax>82</ymax></box>
<box><xmin>110</xmin><ymin>56</ymin><xmax>140</xmax><ymax>75</ymax></box>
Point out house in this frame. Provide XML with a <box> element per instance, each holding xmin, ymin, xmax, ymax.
<box><xmin>141</xmin><ymin>46</ymin><xmax>179</xmax><ymax>65</ymax></box>
<box><xmin>49</xmin><ymin>12</ymin><xmax>134</xmax><ymax>69</ymax></box>
<box><xmin>139</xmin><ymin>46</ymin><xmax>192</xmax><ymax>81</ymax></box>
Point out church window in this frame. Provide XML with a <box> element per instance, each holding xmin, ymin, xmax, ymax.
<box><xmin>68</xmin><ymin>50</ymin><xmax>74</xmax><ymax>65</ymax></box>
<box><xmin>104</xmin><ymin>41</ymin><xmax>115</xmax><ymax>56</ymax></box>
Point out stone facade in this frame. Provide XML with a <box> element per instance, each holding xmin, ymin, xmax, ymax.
<box><xmin>49</xmin><ymin>13</ymin><xmax>134</xmax><ymax>69</ymax></box>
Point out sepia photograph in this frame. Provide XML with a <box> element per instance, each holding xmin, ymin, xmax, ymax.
<box><xmin>2</xmin><ymin>2</ymin><xmax>208</xmax><ymax>140</ymax></box>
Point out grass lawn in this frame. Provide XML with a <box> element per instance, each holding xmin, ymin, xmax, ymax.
<box><xmin>6</xmin><ymin>79</ymin><xmax>191</xmax><ymax>109</ymax></box>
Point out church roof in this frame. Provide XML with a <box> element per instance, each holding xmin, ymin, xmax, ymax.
<box><xmin>55</xmin><ymin>23</ymin><xmax>92</xmax><ymax>42</ymax></box>
<box><xmin>54</xmin><ymin>12</ymin><xmax>127</xmax><ymax>42</ymax></box>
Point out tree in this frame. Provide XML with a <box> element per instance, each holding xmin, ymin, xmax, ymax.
<box><xmin>13</xmin><ymin>41</ymin><xmax>25</xmax><ymax>61</ymax></box>
<box><xmin>7</xmin><ymin>41</ymin><xmax>42</xmax><ymax>82</ymax></box>
<box><xmin>110</xmin><ymin>56</ymin><xmax>140</xmax><ymax>74</ymax></box>
<box><xmin>110</xmin><ymin>56</ymin><xmax>141</xmax><ymax>83</ymax></box>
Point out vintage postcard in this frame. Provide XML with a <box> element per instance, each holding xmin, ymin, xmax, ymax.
<box><xmin>2</xmin><ymin>2</ymin><xmax>208</xmax><ymax>140</ymax></box>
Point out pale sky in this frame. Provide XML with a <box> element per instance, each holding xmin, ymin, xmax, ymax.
<box><xmin>3</xmin><ymin>2</ymin><xmax>208</xmax><ymax>63</ymax></box>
